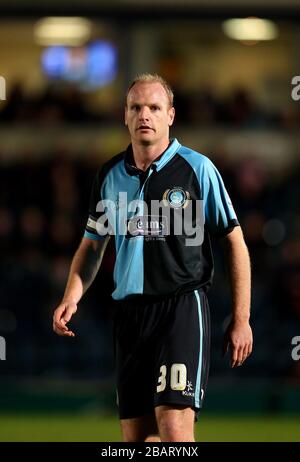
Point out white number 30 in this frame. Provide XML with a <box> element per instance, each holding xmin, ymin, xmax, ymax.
<box><xmin>156</xmin><ymin>364</ymin><xmax>187</xmax><ymax>393</ymax></box>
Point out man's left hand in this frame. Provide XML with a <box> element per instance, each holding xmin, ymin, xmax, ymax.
<box><xmin>223</xmin><ymin>319</ymin><xmax>253</xmax><ymax>368</ymax></box>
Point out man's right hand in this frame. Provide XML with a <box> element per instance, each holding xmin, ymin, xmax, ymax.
<box><xmin>53</xmin><ymin>301</ymin><xmax>77</xmax><ymax>337</ymax></box>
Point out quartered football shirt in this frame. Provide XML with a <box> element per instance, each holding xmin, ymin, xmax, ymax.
<box><xmin>84</xmin><ymin>138</ymin><xmax>239</xmax><ymax>300</ymax></box>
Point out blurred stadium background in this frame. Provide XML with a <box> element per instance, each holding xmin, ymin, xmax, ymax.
<box><xmin>0</xmin><ymin>0</ymin><xmax>300</xmax><ymax>442</ymax></box>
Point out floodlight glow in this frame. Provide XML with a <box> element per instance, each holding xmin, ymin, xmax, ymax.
<box><xmin>223</xmin><ymin>18</ymin><xmax>278</xmax><ymax>41</ymax></box>
<box><xmin>34</xmin><ymin>17</ymin><xmax>92</xmax><ymax>46</ymax></box>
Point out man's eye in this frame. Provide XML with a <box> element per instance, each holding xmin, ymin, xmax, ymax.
<box><xmin>132</xmin><ymin>105</ymin><xmax>140</xmax><ymax>111</ymax></box>
<box><xmin>151</xmin><ymin>106</ymin><xmax>159</xmax><ymax>111</ymax></box>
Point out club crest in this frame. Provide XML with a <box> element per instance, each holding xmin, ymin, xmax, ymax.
<box><xmin>163</xmin><ymin>187</ymin><xmax>190</xmax><ymax>208</ymax></box>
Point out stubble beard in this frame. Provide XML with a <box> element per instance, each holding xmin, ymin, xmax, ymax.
<box><xmin>139</xmin><ymin>138</ymin><xmax>153</xmax><ymax>147</ymax></box>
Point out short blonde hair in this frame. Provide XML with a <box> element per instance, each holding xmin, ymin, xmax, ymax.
<box><xmin>126</xmin><ymin>73</ymin><xmax>174</xmax><ymax>108</ymax></box>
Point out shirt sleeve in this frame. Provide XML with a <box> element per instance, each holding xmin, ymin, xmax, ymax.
<box><xmin>84</xmin><ymin>169</ymin><xmax>111</xmax><ymax>240</ymax></box>
<box><xmin>202</xmin><ymin>158</ymin><xmax>239</xmax><ymax>237</ymax></box>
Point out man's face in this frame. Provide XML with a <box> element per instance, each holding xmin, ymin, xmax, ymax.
<box><xmin>125</xmin><ymin>82</ymin><xmax>175</xmax><ymax>146</ymax></box>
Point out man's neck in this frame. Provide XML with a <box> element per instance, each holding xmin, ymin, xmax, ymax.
<box><xmin>132</xmin><ymin>139</ymin><xmax>170</xmax><ymax>171</ymax></box>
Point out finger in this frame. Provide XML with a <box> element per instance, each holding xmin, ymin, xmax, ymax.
<box><xmin>54</xmin><ymin>310</ymin><xmax>72</xmax><ymax>331</ymax></box>
<box><xmin>63</xmin><ymin>330</ymin><xmax>75</xmax><ymax>337</ymax></box>
<box><xmin>230</xmin><ymin>345</ymin><xmax>239</xmax><ymax>368</ymax></box>
<box><xmin>53</xmin><ymin>323</ymin><xmax>75</xmax><ymax>337</ymax></box>
<box><xmin>53</xmin><ymin>305</ymin><xmax>66</xmax><ymax>320</ymax></box>
<box><xmin>53</xmin><ymin>307</ymin><xmax>67</xmax><ymax>328</ymax></box>
<box><xmin>240</xmin><ymin>345</ymin><xmax>248</xmax><ymax>362</ymax></box>
<box><xmin>63</xmin><ymin>306</ymin><xmax>76</xmax><ymax>323</ymax></box>
<box><xmin>238</xmin><ymin>346</ymin><xmax>249</xmax><ymax>365</ymax></box>
<box><xmin>247</xmin><ymin>342</ymin><xmax>253</xmax><ymax>357</ymax></box>
<box><xmin>53</xmin><ymin>326</ymin><xmax>64</xmax><ymax>336</ymax></box>
<box><xmin>53</xmin><ymin>314</ymin><xmax>69</xmax><ymax>333</ymax></box>
<box><xmin>53</xmin><ymin>322</ymin><xmax>67</xmax><ymax>335</ymax></box>
<box><xmin>236</xmin><ymin>344</ymin><xmax>251</xmax><ymax>366</ymax></box>
<box><xmin>233</xmin><ymin>344</ymin><xmax>246</xmax><ymax>367</ymax></box>
<box><xmin>240</xmin><ymin>341</ymin><xmax>252</xmax><ymax>360</ymax></box>
<box><xmin>54</xmin><ymin>319</ymin><xmax>68</xmax><ymax>332</ymax></box>
<box><xmin>243</xmin><ymin>345</ymin><xmax>249</xmax><ymax>362</ymax></box>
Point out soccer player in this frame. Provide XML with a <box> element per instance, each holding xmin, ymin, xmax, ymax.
<box><xmin>53</xmin><ymin>73</ymin><xmax>252</xmax><ymax>442</ymax></box>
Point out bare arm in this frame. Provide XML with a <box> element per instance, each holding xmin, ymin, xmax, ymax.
<box><xmin>53</xmin><ymin>236</ymin><xmax>110</xmax><ymax>337</ymax></box>
<box><xmin>221</xmin><ymin>226</ymin><xmax>253</xmax><ymax>367</ymax></box>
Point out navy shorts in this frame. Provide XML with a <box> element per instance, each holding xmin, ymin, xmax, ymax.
<box><xmin>113</xmin><ymin>289</ymin><xmax>210</xmax><ymax>420</ymax></box>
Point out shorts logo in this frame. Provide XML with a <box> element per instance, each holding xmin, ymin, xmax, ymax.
<box><xmin>163</xmin><ymin>187</ymin><xmax>190</xmax><ymax>209</ymax></box>
<box><xmin>182</xmin><ymin>380</ymin><xmax>195</xmax><ymax>397</ymax></box>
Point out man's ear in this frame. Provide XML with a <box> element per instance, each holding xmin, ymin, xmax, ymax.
<box><xmin>124</xmin><ymin>107</ymin><xmax>128</xmax><ymax>126</ymax></box>
<box><xmin>168</xmin><ymin>107</ymin><xmax>175</xmax><ymax>126</ymax></box>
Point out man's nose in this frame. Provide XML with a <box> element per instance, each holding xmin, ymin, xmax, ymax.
<box><xmin>139</xmin><ymin>106</ymin><xmax>150</xmax><ymax>120</ymax></box>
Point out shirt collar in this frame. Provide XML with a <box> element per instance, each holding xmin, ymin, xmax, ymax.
<box><xmin>124</xmin><ymin>138</ymin><xmax>181</xmax><ymax>176</ymax></box>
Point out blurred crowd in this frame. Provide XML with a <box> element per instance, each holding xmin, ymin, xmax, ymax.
<box><xmin>1</xmin><ymin>81</ymin><xmax>300</xmax><ymax>130</ymax></box>
<box><xmin>0</xmin><ymin>151</ymin><xmax>116</xmax><ymax>379</ymax></box>
<box><xmin>0</xmin><ymin>138</ymin><xmax>299</xmax><ymax>385</ymax></box>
